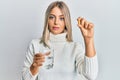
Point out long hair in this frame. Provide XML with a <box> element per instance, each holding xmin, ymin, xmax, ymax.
<box><xmin>40</xmin><ymin>1</ymin><xmax>73</xmax><ymax>47</ymax></box>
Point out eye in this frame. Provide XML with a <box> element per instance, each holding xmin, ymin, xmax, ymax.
<box><xmin>49</xmin><ymin>15</ymin><xmax>54</xmax><ymax>19</ymax></box>
<box><xmin>60</xmin><ymin>17</ymin><xmax>64</xmax><ymax>21</ymax></box>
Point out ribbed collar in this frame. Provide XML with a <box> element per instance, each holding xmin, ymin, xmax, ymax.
<box><xmin>49</xmin><ymin>32</ymin><xmax>67</xmax><ymax>42</ymax></box>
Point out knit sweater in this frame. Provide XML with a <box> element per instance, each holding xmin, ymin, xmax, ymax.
<box><xmin>21</xmin><ymin>33</ymin><xmax>98</xmax><ymax>80</ymax></box>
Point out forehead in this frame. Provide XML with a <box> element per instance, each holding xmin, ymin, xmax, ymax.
<box><xmin>50</xmin><ymin>7</ymin><xmax>63</xmax><ymax>15</ymax></box>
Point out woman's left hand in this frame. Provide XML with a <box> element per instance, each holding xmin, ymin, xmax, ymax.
<box><xmin>77</xmin><ymin>17</ymin><xmax>96</xmax><ymax>57</ymax></box>
<box><xmin>77</xmin><ymin>17</ymin><xmax>94</xmax><ymax>40</ymax></box>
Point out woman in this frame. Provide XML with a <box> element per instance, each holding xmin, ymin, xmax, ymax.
<box><xmin>21</xmin><ymin>1</ymin><xmax>98</xmax><ymax>80</ymax></box>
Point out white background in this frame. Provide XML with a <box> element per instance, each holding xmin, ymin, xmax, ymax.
<box><xmin>0</xmin><ymin>0</ymin><xmax>120</xmax><ymax>80</ymax></box>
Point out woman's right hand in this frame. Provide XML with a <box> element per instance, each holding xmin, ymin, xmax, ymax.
<box><xmin>30</xmin><ymin>52</ymin><xmax>50</xmax><ymax>75</ymax></box>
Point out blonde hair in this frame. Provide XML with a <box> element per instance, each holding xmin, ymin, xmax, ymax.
<box><xmin>40</xmin><ymin>1</ymin><xmax>73</xmax><ymax>47</ymax></box>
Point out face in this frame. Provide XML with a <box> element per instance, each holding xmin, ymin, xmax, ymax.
<box><xmin>48</xmin><ymin>7</ymin><xmax>65</xmax><ymax>35</ymax></box>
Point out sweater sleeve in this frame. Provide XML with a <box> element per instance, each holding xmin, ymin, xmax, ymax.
<box><xmin>75</xmin><ymin>43</ymin><xmax>98</xmax><ymax>80</ymax></box>
<box><xmin>21</xmin><ymin>40</ymin><xmax>39</xmax><ymax>80</ymax></box>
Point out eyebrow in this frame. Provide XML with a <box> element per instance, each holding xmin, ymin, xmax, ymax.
<box><xmin>49</xmin><ymin>14</ymin><xmax>64</xmax><ymax>17</ymax></box>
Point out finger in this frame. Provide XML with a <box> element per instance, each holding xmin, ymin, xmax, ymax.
<box><xmin>32</xmin><ymin>62</ymin><xmax>37</xmax><ymax>67</ymax></box>
<box><xmin>33</xmin><ymin>62</ymin><xmax>43</xmax><ymax>67</ymax></box>
<box><xmin>77</xmin><ymin>17</ymin><xmax>81</xmax><ymax>25</ymax></box>
<box><xmin>35</xmin><ymin>59</ymin><xmax>45</xmax><ymax>63</ymax></box>
<box><xmin>34</xmin><ymin>56</ymin><xmax>45</xmax><ymax>61</ymax></box>
<box><xmin>33</xmin><ymin>56</ymin><xmax>45</xmax><ymax>63</ymax></box>
<box><xmin>37</xmin><ymin>63</ymin><xmax>43</xmax><ymax>66</ymax></box>
<box><xmin>81</xmin><ymin>18</ymin><xmax>85</xmax><ymax>27</ymax></box>
<box><xmin>36</xmin><ymin>60</ymin><xmax>45</xmax><ymax>65</ymax></box>
<box><xmin>77</xmin><ymin>17</ymin><xmax>82</xmax><ymax>28</ymax></box>
<box><xmin>90</xmin><ymin>23</ymin><xmax>94</xmax><ymax>27</ymax></box>
<box><xmin>34</xmin><ymin>53</ymin><xmax>44</xmax><ymax>57</ymax></box>
<box><xmin>32</xmin><ymin>62</ymin><xmax>43</xmax><ymax>67</ymax></box>
<box><xmin>34</xmin><ymin>54</ymin><xmax>45</xmax><ymax>60</ymax></box>
<box><xmin>85</xmin><ymin>21</ymin><xmax>89</xmax><ymax>29</ymax></box>
<box><xmin>33</xmin><ymin>59</ymin><xmax>45</xmax><ymax>67</ymax></box>
<box><xmin>45</xmin><ymin>51</ymin><xmax>50</xmax><ymax>56</ymax></box>
<box><xmin>88</xmin><ymin>23</ymin><xmax>94</xmax><ymax>29</ymax></box>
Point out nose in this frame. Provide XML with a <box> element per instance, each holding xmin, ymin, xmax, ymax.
<box><xmin>54</xmin><ymin>18</ymin><xmax>59</xmax><ymax>25</ymax></box>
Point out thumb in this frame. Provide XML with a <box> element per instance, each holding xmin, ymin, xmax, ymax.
<box><xmin>44</xmin><ymin>51</ymin><xmax>50</xmax><ymax>56</ymax></box>
<box><xmin>77</xmin><ymin>24</ymin><xmax>82</xmax><ymax>29</ymax></box>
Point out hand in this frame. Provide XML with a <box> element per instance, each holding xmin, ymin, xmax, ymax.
<box><xmin>30</xmin><ymin>52</ymin><xmax>50</xmax><ymax>75</ymax></box>
<box><xmin>77</xmin><ymin>17</ymin><xmax>94</xmax><ymax>39</ymax></box>
<box><xmin>77</xmin><ymin>17</ymin><xmax>96</xmax><ymax>57</ymax></box>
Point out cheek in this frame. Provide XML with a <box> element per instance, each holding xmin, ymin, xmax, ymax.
<box><xmin>61</xmin><ymin>26</ymin><xmax>65</xmax><ymax>31</ymax></box>
<box><xmin>61</xmin><ymin>23</ymin><xmax>65</xmax><ymax>29</ymax></box>
<box><xmin>48</xmin><ymin>21</ymin><xmax>53</xmax><ymax>29</ymax></box>
<box><xmin>59</xmin><ymin>25</ymin><xmax>65</xmax><ymax>32</ymax></box>
<box><xmin>48</xmin><ymin>21</ymin><xmax>52</xmax><ymax>26</ymax></box>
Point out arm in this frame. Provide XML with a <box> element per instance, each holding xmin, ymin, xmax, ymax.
<box><xmin>75</xmin><ymin>43</ymin><xmax>98</xmax><ymax>80</ymax></box>
<box><xmin>21</xmin><ymin>40</ymin><xmax>49</xmax><ymax>80</ymax></box>
<box><xmin>21</xmin><ymin>40</ymin><xmax>38</xmax><ymax>80</ymax></box>
<box><xmin>76</xmin><ymin>17</ymin><xmax>98</xmax><ymax>80</ymax></box>
<box><xmin>77</xmin><ymin>17</ymin><xmax>95</xmax><ymax>57</ymax></box>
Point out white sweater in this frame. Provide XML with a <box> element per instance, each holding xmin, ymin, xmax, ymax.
<box><xmin>21</xmin><ymin>33</ymin><xmax>98</xmax><ymax>80</ymax></box>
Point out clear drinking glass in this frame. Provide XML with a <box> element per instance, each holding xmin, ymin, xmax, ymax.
<box><xmin>42</xmin><ymin>49</ymin><xmax>54</xmax><ymax>69</ymax></box>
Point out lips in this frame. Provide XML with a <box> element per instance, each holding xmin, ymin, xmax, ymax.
<box><xmin>53</xmin><ymin>27</ymin><xmax>59</xmax><ymax>30</ymax></box>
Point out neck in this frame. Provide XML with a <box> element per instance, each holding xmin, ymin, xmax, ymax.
<box><xmin>49</xmin><ymin>32</ymin><xmax>67</xmax><ymax>42</ymax></box>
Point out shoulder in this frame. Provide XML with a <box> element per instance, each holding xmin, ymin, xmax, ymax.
<box><xmin>30</xmin><ymin>38</ymin><xmax>41</xmax><ymax>44</ymax></box>
<box><xmin>28</xmin><ymin>38</ymin><xmax>44</xmax><ymax>53</ymax></box>
<box><xmin>28</xmin><ymin>38</ymin><xmax>42</xmax><ymax>47</ymax></box>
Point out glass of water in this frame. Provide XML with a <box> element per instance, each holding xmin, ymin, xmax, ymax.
<box><xmin>42</xmin><ymin>49</ymin><xmax>54</xmax><ymax>69</ymax></box>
